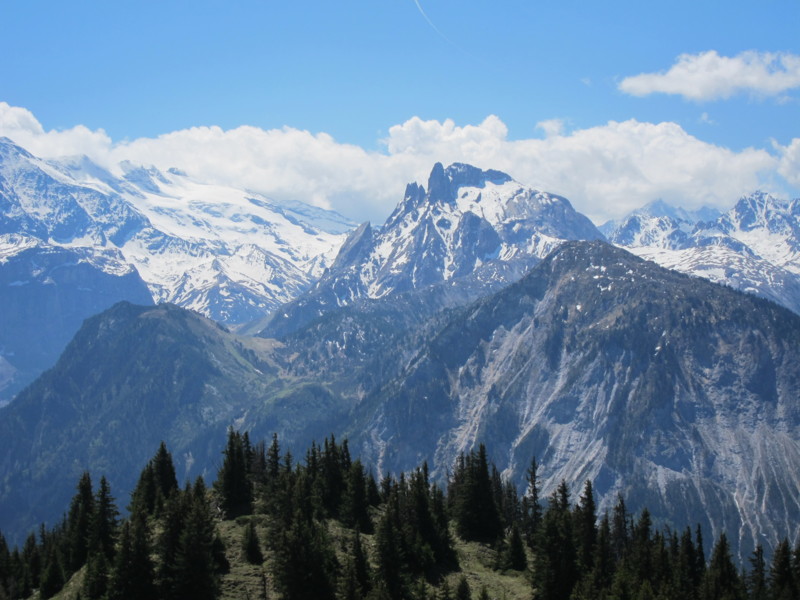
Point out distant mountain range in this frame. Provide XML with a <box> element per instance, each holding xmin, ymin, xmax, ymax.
<box><xmin>3</xmin><ymin>137</ymin><xmax>800</xmax><ymax>561</ymax></box>
<box><xmin>0</xmin><ymin>137</ymin><xmax>353</xmax><ymax>403</ymax></box>
<box><xmin>603</xmin><ymin>193</ymin><xmax>800</xmax><ymax>314</ymax></box>
<box><xmin>2</xmin><ymin>242</ymin><xmax>799</xmax><ymax>562</ymax></box>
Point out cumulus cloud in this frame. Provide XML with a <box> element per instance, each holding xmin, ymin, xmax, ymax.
<box><xmin>0</xmin><ymin>102</ymin><xmax>113</xmax><ymax>159</ymax></box>
<box><xmin>0</xmin><ymin>102</ymin><xmax>793</xmax><ymax>224</ymax></box>
<box><xmin>619</xmin><ymin>50</ymin><xmax>800</xmax><ymax>101</ymax></box>
<box><xmin>777</xmin><ymin>138</ymin><xmax>800</xmax><ymax>187</ymax></box>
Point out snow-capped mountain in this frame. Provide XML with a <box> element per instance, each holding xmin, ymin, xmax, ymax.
<box><xmin>0</xmin><ymin>136</ymin><xmax>354</xmax><ymax>403</ymax></box>
<box><xmin>260</xmin><ymin>162</ymin><xmax>603</xmax><ymax>337</ymax></box>
<box><xmin>0</xmin><ymin>136</ymin><xmax>354</xmax><ymax>324</ymax></box>
<box><xmin>604</xmin><ymin>192</ymin><xmax>800</xmax><ymax>315</ymax></box>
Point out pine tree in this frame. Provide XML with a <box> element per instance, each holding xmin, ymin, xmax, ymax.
<box><xmin>455</xmin><ymin>575</ymin><xmax>471</xmax><ymax>600</ymax></box>
<box><xmin>242</xmin><ymin>520</ymin><xmax>263</xmax><ymax>564</ymax></box>
<box><xmin>573</xmin><ymin>480</ymin><xmax>597</xmax><ymax>573</ymax></box>
<box><xmin>106</xmin><ymin>512</ymin><xmax>156</xmax><ymax>600</ymax></box>
<box><xmin>152</xmin><ymin>441</ymin><xmax>179</xmax><ymax>507</ymax></box>
<box><xmin>81</xmin><ymin>550</ymin><xmax>109</xmax><ymax>600</ymax></box>
<box><xmin>271</xmin><ymin>509</ymin><xmax>338</xmax><ymax>600</ymax></box>
<box><xmin>438</xmin><ymin>578</ymin><xmax>453</xmax><ymax>600</ymax></box>
<box><xmin>156</xmin><ymin>485</ymin><xmax>188</xmax><ymax>598</ymax></box>
<box><xmin>342</xmin><ymin>459</ymin><xmax>373</xmax><ymax>533</ymax></box>
<box><xmin>502</xmin><ymin>524</ymin><xmax>527</xmax><ymax>571</ymax></box>
<box><xmin>746</xmin><ymin>544</ymin><xmax>767</xmax><ymax>600</ymax></box>
<box><xmin>38</xmin><ymin>543</ymin><xmax>65</xmax><ymax>600</ymax></box>
<box><xmin>216</xmin><ymin>429</ymin><xmax>253</xmax><ymax>517</ymax></box>
<box><xmin>452</xmin><ymin>445</ymin><xmax>502</xmax><ymax>543</ymax></box>
<box><xmin>89</xmin><ymin>475</ymin><xmax>119</xmax><ymax>563</ymax></box>
<box><xmin>374</xmin><ymin>497</ymin><xmax>407</xmax><ymax>600</ymax></box>
<box><xmin>66</xmin><ymin>471</ymin><xmax>94</xmax><ymax>574</ymax></box>
<box><xmin>768</xmin><ymin>538</ymin><xmax>796</xmax><ymax>600</ymax></box>
<box><xmin>702</xmin><ymin>533</ymin><xmax>743</xmax><ymax>600</ymax></box>
<box><xmin>172</xmin><ymin>478</ymin><xmax>221</xmax><ymax>600</ymax></box>
<box><xmin>532</xmin><ymin>483</ymin><xmax>576</xmax><ymax>600</ymax></box>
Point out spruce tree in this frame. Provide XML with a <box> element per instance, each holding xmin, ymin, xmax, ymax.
<box><xmin>89</xmin><ymin>475</ymin><xmax>119</xmax><ymax>563</ymax></box>
<box><xmin>172</xmin><ymin>477</ymin><xmax>220</xmax><ymax>600</ymax></box>
<box><xmin>216</xmin><ymin>429</ymin><xmax>253</xmax><ymax>517</ymax></box>
<box><xmin>66</xmin><ymin>471</ymin><xmax>94</xmax><ymax>574</ymax></box>
<box><xmin>272</xmin><ymin>509</ymin><xmax>338</xmax><ymax>600</ymax></box>
<box><xmin>81</xmin><ymin>550</ymin><xmax>110</xmax><ymax>600</ymax></box>
<box><xmin>38</xmin><ymin>543</ymin><xmax>65</xmax><ymax>600</ymax></box>
<box><xmin>106</xmin><ymin>513</ymin><xmax>156</xmax><ymax>600</ymax></box>
<box><xmin>573</xmin><ymin>480</ymin><xmax>597</xmax><ymax>573</ymax></box>
<box><xmin>702</xmin><ymin>533</ymin><xmax>743</xmax><ymax>600</ymax></box>
<box><xmin>453</xmin><ymin>445</ymin><xmax>502</xmax><ymax>543</ymax></box>
<box><xmin>503</xmin><ymin>523</ymin><xmax>527</xmax><ymax>571</ymax></box>
<box><xmin>152</xmin><ymin>441</ymin><xmax>179</xmax><ymax>506</ymax></box>
<box><xmin>242</xmin><ymin>520</ymin><xmax>263</xmax><ymax>565</ymax></box>
<box><xmin>746</xmin><ymin>544</ymin><xmax>767</xmax><ymax>600</ymax></box>
<box><xmin>455</xmin><ymin>575</ymin><xmax>471</xmax><ymax>600</ymax></box>
<box><xmin>768</xmin><ymin>538</ymin><xmax>796</xmax><ymax>600</ymax></box>
<box><xmin>342</xmin><ymin>459</ymin><xmax>373</xmax><ymax>533</ymax></box>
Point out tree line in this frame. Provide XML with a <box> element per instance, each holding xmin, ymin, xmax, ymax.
<box><xmin>1</xmin><ymin>432</ymin><xmax>799</xmax><ymax>599</ymax></box>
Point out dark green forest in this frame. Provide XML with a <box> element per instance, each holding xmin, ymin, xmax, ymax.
<box><xmin>1</xmin><ymin>432</ymin><xmax>799</xmax><ymax>600</ymax></box>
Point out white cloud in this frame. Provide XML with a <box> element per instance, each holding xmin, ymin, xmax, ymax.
<box><xmin>777</xmin><ymin>138</ymin><xmax>800</xmax><ymax>188</ymax></box>
<box><xmin>0</xmin><ymin>102</ymin><xmax>113</xmax><ymax>159</ymax></box>
<box><xmin>536</xmin><ymin>118</ymin><xmax>566</xmax><ymax>138</ymax></box>
<box><xmin>619</xmin><ymin>50</ymin><xmax>800</xmax><ymax>101</ymax></box>
<box><xmin>0</xmin><ymin>102</ymin><xmax>792</xmax><ymax>224</ymax></box>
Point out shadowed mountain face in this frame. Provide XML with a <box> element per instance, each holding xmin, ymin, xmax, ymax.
<box><xmin>0</xmin><ymin>241</ymin><xmax>154</xmax><ymax>404</ymax></box>
<box><xmin>2</xmin><ymin>242</ymin><xmax>800</xmax><ymax>561</ymax></box>
<box><xmin>349</xmin><ymin>241</ymin><xmax>800</xmax><ymax>560</ymax></box>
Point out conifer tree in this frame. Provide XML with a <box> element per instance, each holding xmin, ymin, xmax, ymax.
<box><xmin>532</xmin><ymin>483</ymin><xmax>576</xmax><ymax>600</ymax></box>
<box><xmin>452</xmin><ymin>445</ymin><xmax>502</xmax><ymax>543</ymax></box>
<box><xmin>702</xmin><ymin>533</ymin><xmax>744</xmax><ymax>600</ymax></box>
<box><xmin>81</xmin><ymin>549</ymin><xmax>109</xmax><ymax>600</ymax></box>
<box><xmin>66</xmin><ymin>471</ymin><xmax>94</xmax><ymax>574</ymax></box>
<box><xmin>374</xmin><ymin>497</ymin><xmax>407</xmax><ymax>600</ymax></box>
<box><xmin>172</xmin><ymin>477</ymin><xmax>221</xmax><ymax>600</ymax></box>
<box><xmin>89</xmin><ymin>475</ymin><xmax>119</xmax><ymax>563</ymax></box>
<box><xmin>216</xmin><ymin>429</ymin><xmax>253</xmax><ymax>517</ymax></box>
<box><xmin>272</xmin><ymin>509</ymin><xmax>338</xmax><ymax>600</ymax></box>
<box><xmin>455</xmin><ymin>575</ymin><xmax>471</xmax><ymax>600</ymax></box>
<box><xmin>438</xmin><ymin>578</ymin><xmax>453</xmax><ymax>600</ymax></box>
<box><xmin>152</xmin><ymin>441</ymin><xmax>179</xmax><ymax>505</ymax></box>
<box><xmin>573</xmin><ymin>480</ymin><xmax>597</xmax><ymax>573</ymax></box>
<box><xmin>768</xmin><ymin>538</ymin><xmax>796</xmax><ymax>600</ymax></box>
<box><xmin>746</xmin><ymin>544</ymin><xmax>767</xmax><ymax>600</ymax></box>
<box><xmin>242</xmin><ymin>520</ymin><xmax>263</xmax><ymax>565</ymax></box>
<box><xmin>502</xmin><ymin>523</ymin><xmax>527</xmax><ymax>571</ymax></box>
<box><xmin>106</xmin><ymin>512</ymin><xmax>156</xmax><ymax>600</ymax></box>
<box><xmin>156</xmin><ymin>485</ymin><xmax>188</xmax><ymax>598</ymax></box>
<box><xmin>342</xmin><ymin>459</ymin><xmax>373</xmax><ymax>533</ymax></box>
<box><xmin>38</xmin><ymin>542</ymin><xmax>65</xmax><ymax>600</ymax></box>
<box><xmin>351</xmin><ymin>529</ymin><xmax>371</xmax><ymax>596</ymax></box>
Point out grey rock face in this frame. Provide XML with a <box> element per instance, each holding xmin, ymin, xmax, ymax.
<box><xmin>260</xmin><ymin>162</ymin><xmax>603</xmax><ymax>337</ymax></box>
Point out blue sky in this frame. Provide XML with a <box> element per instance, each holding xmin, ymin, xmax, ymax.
<box><xmin>1</xmin><ymin>0</ymin><xmax>799</xmax><ymax>223</ymax></box>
